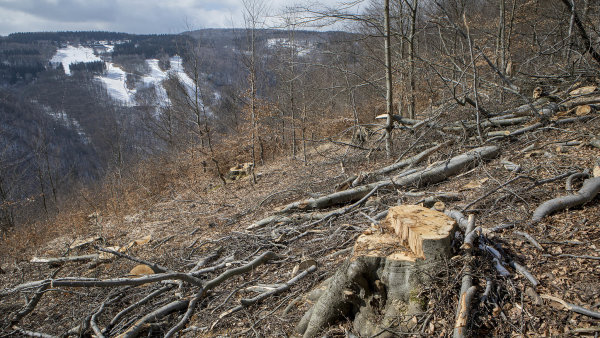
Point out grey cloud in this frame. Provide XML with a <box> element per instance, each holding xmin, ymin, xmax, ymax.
<box><xmin>0</xmin><ymin>0</ymin><xmax>345</xmax><ymax>36</ymax></box>
<box><xmin>0</xmin><ymin>0</ymin><xmax>118</xmax><ymax>23</ymax></box>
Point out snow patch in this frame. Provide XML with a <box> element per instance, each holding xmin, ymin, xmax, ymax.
<box><xmin>37</xmin><ymin>103</ymin><xmax>91</xmax><ymax>144</ymax></box>
<box><xmin>51</xmin><ymin>46</ymin><xmax>101</xmax><ymax>75</ymax></box>
<box><xmin>96</xmin><ymin>63</ymin><xmax>136</xmax><ymax>106</ymax></box>
<box><xmin>266</xmin><ymin>38</ymin><xmax>314</xmax><ymax>57</ymax></box>
<box><xmin>51</xmin><ymin>45</ymin><xmax>215</xmax><ymax>112</ymax></box>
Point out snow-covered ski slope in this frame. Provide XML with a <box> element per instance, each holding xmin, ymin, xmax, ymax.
<box><xmin>51</xmin><ymin>45</ymin><xmax>196</xmax><ymax>107</ymax></box>
<box><xmin>51</xmin><ymin>45</ymin><xmax>101</xmax><ymax>75</ymax></box>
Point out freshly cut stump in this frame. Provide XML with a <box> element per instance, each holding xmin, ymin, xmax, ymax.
<box><xmin>296</xmin><ymin>205</ymin><xmax>457</xmax><ymax>337</ymax></box>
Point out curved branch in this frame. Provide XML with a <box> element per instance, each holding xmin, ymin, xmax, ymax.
<box><xmin>531</xmin><ymin>177</ymin><xmax>600</xmax><ymax>223</ymax></box>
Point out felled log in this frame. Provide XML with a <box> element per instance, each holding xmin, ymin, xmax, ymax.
<box><xmin>276</xmin><ymin>146</ymin><xmax>499</xmax><ymax>215</ymax></box>
<box><xmin>361</xmin><ymin>141</ymin><xmax>452</xmax><ymax>183</ymax></box>
<box><xmin>375</xmin><ymin>114</ymin><xmax>422</xmax><ymax>126</ymax></box>
<box><xmin>531</xmin><ymin>177</ymin><xmax>600</xmax><ymax>223</ymax></box>
<box><xmin>443</xmin><ymin>116</ymin><xmax>530</xmax><ymax>132</ymax></box>
<box><xmin>296</xmin><ymin>205</ymin><xmax>457</xmax><ymax>337</ymax></box>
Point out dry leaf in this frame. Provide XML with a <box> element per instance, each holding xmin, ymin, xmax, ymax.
<box><xmin>122</xmin><ymin>235</ymin><xmax>152</xmax><ymax>251</ymax></box>
<box><xmin>569</xmin><ymin>85</ymin><xmax>597</xmax><ymax>96</ymax></box>
<box><xmin>69</xmin><ymin>236</ymin><xmax>101</xmax><ymax>249</ymax></box>
<box><xmin>575</xmin><ymin>105</ymin><xmax>592</xmax><ymax>116</ymax></box>
<box><xmin>461</xmin><ymin>178</ymin><xmax>488</xmax><ymax>190</ymax></box>
<box><xmin>129</xmin><ymin>264</ymin><xmax>154</xmax><ymax>276</ymax></box>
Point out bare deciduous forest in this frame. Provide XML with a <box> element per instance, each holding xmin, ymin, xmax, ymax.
<box><xmin>1</xmin><ymin>0</ymin><xmax>600</xmax><ymax>337</ymax></box>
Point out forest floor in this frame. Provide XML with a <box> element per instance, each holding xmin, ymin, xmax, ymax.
<box><xmin>1</xmin><ymin>86</ymin><xmax>600</xmax><ymax>337</ymax></box>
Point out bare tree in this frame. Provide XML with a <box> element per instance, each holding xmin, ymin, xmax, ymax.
<box><xmin>242</xmin><ymin>0</ymin><xmax>268</xmax><ymax>180</ymax></box>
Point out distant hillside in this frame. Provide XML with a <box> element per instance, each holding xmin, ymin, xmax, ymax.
<box><xmin>0</xmin><ymin>28</ymin><xmax>357</xmax><ymax>229</ymax></box>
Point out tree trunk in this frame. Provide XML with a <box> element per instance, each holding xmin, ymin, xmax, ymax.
<box><xmin>296</xmin><ymin>205</ymin><xmax>457</xmax><ymax>337</ymax></box>
<box><xmin>384</xmin><ymin>0</ymin><xmax>394</xmax><ymax>157</ymax></box>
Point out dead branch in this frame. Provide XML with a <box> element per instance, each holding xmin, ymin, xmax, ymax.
<box><xmin>202</xmin><ymin>251</ymin><xmax>279</xmax><ymax>294</ymax></box>
<box><xmin>510</xmin><ymin>262</ymin><xmax>539</xmax><ymax>287</ymax></box>
<box><xmin>96</xmin><ymin>247</ymin><xmax>170</xmax><ymax>273</ymax></box>
<box><xmin>164</xmin><ymin>291</ymin><xmax>202</xmax><ymax>338</ymax></box>
<box><xmin>531</xmin><ymin>177</ymin><xmax>600</xmax><ymax>223</ymax></box>
<box><xmin>454</xmin><ymin>286</ymin><xmax>477</xmax><ymax>338</ymax></box>
<box><xmin>445</xmin><ymin>209</ymin><xmax>469</xmax><ymax>231</ymax></box>
<box><xmin>514</xmin><ymin>231</ymin><xmax>544</xmax><ymax>251</ymax></box>
<box><xmin>565</xmin><ymin>172</ymin><xmax>590</xmax><ymax>191</ymax></box>
<box><xmin>120</xmin><ymin>300</ymin><xmax>189</xmax><ymax>338</ymax></box>
<box><xmin>541</xmin><ymin>294</ymin><xmax>600</xmax><ymax>319</ymax></box>
<box><xmin>11</xmin><ymin>326</ymin><xmax>57</xmax><ymax>338</ymax></box>
<box><xmin>103</xmin><ymin>285</ymin><xmax>173</xmax><ymax>336</ymax></box>
<box><xmin>214</xmin><ymin>265</ymin><xmax>317</xmax><ymax>327</ymax></box>
<box><xmin>30</xmin><ymin>255</ymin><xmax>99</xmax><ymax>264</ymax></box>
<box><xmin>543</xmin><ymin>253</ymin><xmax>600</xmax><ymax>260</ymax></box>
<box><xmin>1</xmin><ymin>273</ymin><xmax>202</xmax><ymax>296</ymax></box>
<box><xmin>363</xmin><ymin>140</ymin><xmax>452</xmax><ymax>181</ymax></box>
<box><xmin>10</xmin><ymin>284</ymin><xmax>49</xmax><ymax>327</ymax></box>
<box><xmin>454</xmin><ymin>215</ymin><xmax>476</xmax><ymax>338</ymax></box>
<box><xmin>189</xmin><ymin>248</ymin><xmax>224</xmax><ymax>273</ymax></box>
<box><xmin>275</xmin><ymin>146</ymin><xmax>499</xmax><ymax>215</ymax></box>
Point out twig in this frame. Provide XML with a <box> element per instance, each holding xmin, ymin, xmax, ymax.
<box><xmin>152</xmin><ymin>235</ymin><xmax>176</xmax><ymax>249</ymax></box>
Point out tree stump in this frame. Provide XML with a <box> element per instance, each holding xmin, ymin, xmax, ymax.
<box><xmin>296</xmin><ymin>205</ymin><xmax>457</xmax><ymax>337</ymax></box>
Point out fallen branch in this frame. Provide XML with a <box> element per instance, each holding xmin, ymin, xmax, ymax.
<box><xmin>11</xmin><ymin>326</ymin><xmax>57</xmax><ymax>338</ymax></box>
<box><xmin>531</xmin><ymin>177</ymin><xmax>600</xmax><ymax>223</ymax></box>
<box><xmin>30</xmin><ymin>255</ymin><xmax>99</xmax><ymax>264</ymax></box>
<box><xmin>514</xmin><ymin>231</ymin><xmax>544</xmax><ymax>251</ymax></box>
<box><xmin>1</xmin><ymin>273</ymin><xmax>202</xmax><ymax>296</ymax></box>
<box><xmin>213</xmin><ymin>265</ymin><xmax>317</xmax><ymax>329</ymax></box>
<box><xmin>362</xmin><ymin>141</ymin><xmax>452</xmax><ymax>182</ymax></box>
<box><xmin>202</xmin><ymin>251</ymin><xmax>279</xmax><ymax>294</ymax></box>
<box><xmin>541</xmin><ymin>294</ymin><xmax>600</xmax><ymax>319</ymax></box>
<box><xmin>543</xmin><ymin>253</ymin><xmax>600</xmax><ymax>260</ymax></box>
<box><xmin>120</xmin><ymin>300</ymin><xmax>189</xmax><ymax>338</ymax></box>
<box><xmin>96</xmin><ymin>247</ymin><xmax>170</xmax><ymax>273</ymax></box>
<box><xmin>565</xmin><ymin>172</ymin><xmax>589</xmax><ymax>191</ymax></box>
<box><xmin>275</xmin><ymin>146</ymin><xmax>499</xmax><ymax>215</ymax></box>
<box><xmin>103</xmin><ymin>285</ymin><xmax>173</xmax><ymax>336</ymax></box>
<box><xmin>454</xmin><ymin>215</ymin><xmax>476</xmax><ymax>338</ymax></box>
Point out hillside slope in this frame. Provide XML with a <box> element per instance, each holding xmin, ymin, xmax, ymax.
<box><xmin>1</xmin><ymin>82</ymin><xmax>600</xmax><ymax>337</ymax></box>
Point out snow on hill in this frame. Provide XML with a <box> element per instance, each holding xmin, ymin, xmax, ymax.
<box><xmin>50</xmin><ymin>45</ymin><xmax>101</xmax><ymax>75</ymax></box>
<box><xmin>51</xmin><ymin>45</ymin><xmax>199</xmax><ymax>108</ymax></box>
<box><xmin>97</xmin><ymin>62</ymin><xmax>136</xmax><ymax>106</ymax></box>
<box><xmin>266</xmin><ymin>38</ymin><xmax>314</xmax><ymax>57</ymax></box>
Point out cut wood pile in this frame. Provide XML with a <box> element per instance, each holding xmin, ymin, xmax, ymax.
<box><xmin>2</xmin><ymin>83</ymin><xmax>600</xmax><ymax>337</ymax></box>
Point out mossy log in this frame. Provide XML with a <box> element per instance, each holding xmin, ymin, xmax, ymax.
<box><xmin>296</xmin><ymin>205</ymin><xmax>457</xmax><ymax>337</ymax></box>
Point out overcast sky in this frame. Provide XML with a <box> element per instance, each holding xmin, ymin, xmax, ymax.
<box><xmin>0</xmin><ymin>0</ymin><xmax>351</xmax><ymax>36</ymax></box>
